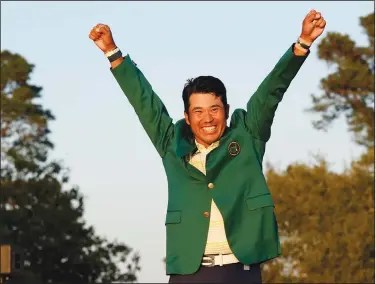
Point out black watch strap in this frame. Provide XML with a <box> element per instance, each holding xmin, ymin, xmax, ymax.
<box><xmin>297</xmin><ymin>38</ymin><xmax>311</xmax><ymax>50</ymax></box>
<box><xmin>108</xmin><ymin>50</ymin><xmax>123</xmax><ymax>62</ymax></box>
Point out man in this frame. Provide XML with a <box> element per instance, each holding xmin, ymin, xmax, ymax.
<box><xmin>89</xmin><ymin>10</ymin><xmax>326</xmax><ymax>283</ymax></box>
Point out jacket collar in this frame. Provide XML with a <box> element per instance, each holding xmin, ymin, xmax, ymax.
<box><xmin>175</xmin><ymin>119</ymin><xmax>196</xmax><ymax>158</ymax></box>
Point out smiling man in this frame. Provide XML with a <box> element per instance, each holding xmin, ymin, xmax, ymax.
<box><xmin>89</xmin><ymin>10</ymin><xmax>326</xmax><ymax>283</ymax></box>
<box><xmin>182</xmin><ymin>77</ymin><xmax>229</xmax><ymax>147</ymax></box>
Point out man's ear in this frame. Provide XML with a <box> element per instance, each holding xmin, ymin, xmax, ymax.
<box><xmin>184</xmin><ymin>112</ymin><xmax>191</xmax><ymax>125</ymax></box>
<box><xmin>225</xmin><ymin>104</ymin><xmax>230</xmax><ymax>119</ymax></box>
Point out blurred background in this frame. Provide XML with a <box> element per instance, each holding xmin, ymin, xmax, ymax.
<box><xmin>1</xmin><ymin>1</ymin><xmax>374</xmax><ymax>283</ymax></box>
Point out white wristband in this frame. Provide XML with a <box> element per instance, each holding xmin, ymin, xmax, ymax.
<box><xmin>105</xmin><ymin>47</ymin><xmax>120</xmax><ymax>58</ymax></box>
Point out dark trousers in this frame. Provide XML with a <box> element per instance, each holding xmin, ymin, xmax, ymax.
<box><xmin>168</xmin><ymin>262</ymin><xmax>262</xmax><ymax>283</ymax></box>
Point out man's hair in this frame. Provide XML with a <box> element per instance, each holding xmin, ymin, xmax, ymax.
<box><xmin>182</xmin><ymin>76</ymin><xmax>227</xmax><ymax>113</ymax></box>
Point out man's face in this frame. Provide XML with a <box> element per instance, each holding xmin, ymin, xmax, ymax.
<box><xmin>184</xmin><ymin>93</ymin><xmax>229</xmax><ymax>148</ymax></box>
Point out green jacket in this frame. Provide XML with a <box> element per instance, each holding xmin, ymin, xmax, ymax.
<box><xmin>111</xmin><ymin>44</ymin><xmax>309</xmax><ymax>275</ymax></box>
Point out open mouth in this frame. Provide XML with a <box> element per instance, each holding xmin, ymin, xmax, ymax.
<box><xmin>201</xmin><ymin>126</ymin><xmax>217</xmax><ymax>134</ymax></box>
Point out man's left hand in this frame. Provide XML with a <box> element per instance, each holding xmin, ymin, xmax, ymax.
<box><xmin>300</xmin><ymin>10</ymin><xmax>327</xmax><ymax>45</ymax></box>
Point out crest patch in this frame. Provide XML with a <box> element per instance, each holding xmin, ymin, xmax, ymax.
<box><xmin>228</xmin><ymin>141</ymin><xmax>241</xmax><ymax>156</ymax></box>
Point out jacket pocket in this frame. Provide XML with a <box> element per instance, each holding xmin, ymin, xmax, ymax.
<box><xmin>165</xmin><ymin>210</ymin><xmax>181</xmax><ymax>225</ymax></box>
<box><xmin>245</xmin><ymin>194</ymin><xmax>274</xmax><ymax>211</ymax></box>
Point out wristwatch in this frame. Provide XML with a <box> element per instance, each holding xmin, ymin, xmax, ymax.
<box><xmin>297</xmin><ymin>38</ymin><xmax>311</xmax><ymax>50</ymax></box>
<box><xmin>105</xmin><ymin>47</ymin><xmax>123</xmax><ymax>62</ymax></box>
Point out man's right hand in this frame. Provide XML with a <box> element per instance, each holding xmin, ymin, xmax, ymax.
<box><xmin>89</xmin><ymin>24</ymin><xmax>117</xmax><ymax>54</ymax></box>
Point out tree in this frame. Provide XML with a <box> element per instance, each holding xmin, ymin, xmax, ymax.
<box><xmin>307</xmin><ymin>12</ymin><xmax>375</xmax><ymax>149</ymax></box>
<box><xmin>261</xmin><ymin>12</ymin><xmax>375</xmax><ymax>283</ymax></box>
<box><xmin>262</xmin><ymin>157</ymin><xmax>374</xmax><ymax>283</ymax></box>
<box><xmin>1</xmin><ymin>50</ymin><xmax>56</xmax><ymax>180</ymax></box>
<box><xmin>1</xmin><ymin>50</ymin><xmax>140</xmax><ymax>283</ymax></box>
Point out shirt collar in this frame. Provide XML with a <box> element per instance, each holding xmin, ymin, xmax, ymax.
<box><xmin>195</xmin><ymin>140</ymin><xmax>220</xmax><ymax>153</ymax></box>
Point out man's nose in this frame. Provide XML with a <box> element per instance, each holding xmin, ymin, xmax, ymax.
<box><xmin>203</xmin><ymin>110</ymin><xmax>214</xmax><ymax>122</ymax></box>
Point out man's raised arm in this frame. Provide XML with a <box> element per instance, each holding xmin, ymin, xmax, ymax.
<box><xmin>89</xmin><ymin>24</ymin><xmax>174</xmax><ymax>158</ymax></box>
<box><xmin>245</xmin><ymin>10</ymin><xmax>326</xmax><ymax>142</ymax></box>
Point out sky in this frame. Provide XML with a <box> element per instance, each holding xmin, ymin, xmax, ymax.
<box><xmin>1</xmin><ymin>1</ymin><xmax>374</xmax><ymax>283</ymax></box>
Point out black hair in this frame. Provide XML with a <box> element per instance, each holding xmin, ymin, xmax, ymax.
<box><xmin>182</xmin><ymin>76</ymin><xmax>227</xmax><ymax>113</ymax></box>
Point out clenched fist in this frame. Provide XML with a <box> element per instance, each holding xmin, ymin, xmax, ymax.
<box><xmin>300</xmin><ymin>10</ymin><xmax>327</xmax><ymax>45</ymax></box>
<box><xmin>89</xmin><ymin>24</ymin><xmax>117</xmax><ymax>53</ymax></box>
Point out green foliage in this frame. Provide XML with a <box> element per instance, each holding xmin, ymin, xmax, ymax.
<box><xmin>307</xmin><ymin>12</ymin><xmax>375</xmax><ymax>149</ymax></box>
<box><xmin>1</xmin><ymin>50</ymin><xmax>55</xmax><ymax>179</ymax></box>
<box><xmin>1</xmin><ymin>50</ymin><xmax>140</xmax><ymax>283</ymax></box>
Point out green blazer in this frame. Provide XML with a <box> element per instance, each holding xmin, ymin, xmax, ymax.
<box><xmin>111</xmin><ymin>44</ymin><xmax>309</xmax><ymax>275</ymax></box>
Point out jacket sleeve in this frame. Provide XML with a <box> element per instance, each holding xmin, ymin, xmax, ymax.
<box><xmin>111</xmin><ymin>55</ymin><xmax>174</xmax><ymax>157</ymax></box>
<box><xmin>245</xmin><ymin>44</ymin><xmax>309</xmax><ymax>142</ymax></box>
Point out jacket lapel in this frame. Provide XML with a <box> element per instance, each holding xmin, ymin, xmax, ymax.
<box><xmin>175</xmin><ymin>120</ymin><xmax>206</xmax><ymax>182</ymax></box>
<box><xmin>205</xmin><ymin>127</ymin><xmax>232</xmax><ymax>181</ymax></box>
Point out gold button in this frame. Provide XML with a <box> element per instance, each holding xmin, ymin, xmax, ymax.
<box><xmin>208</xmin><ymin>183</ymin><xmax>214</xmax><ymax>189</ymax></box>
<box><xmin>204</xmin><ymin>211</ymin><xmax>210</xmax><ymax>218</ymax></box>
